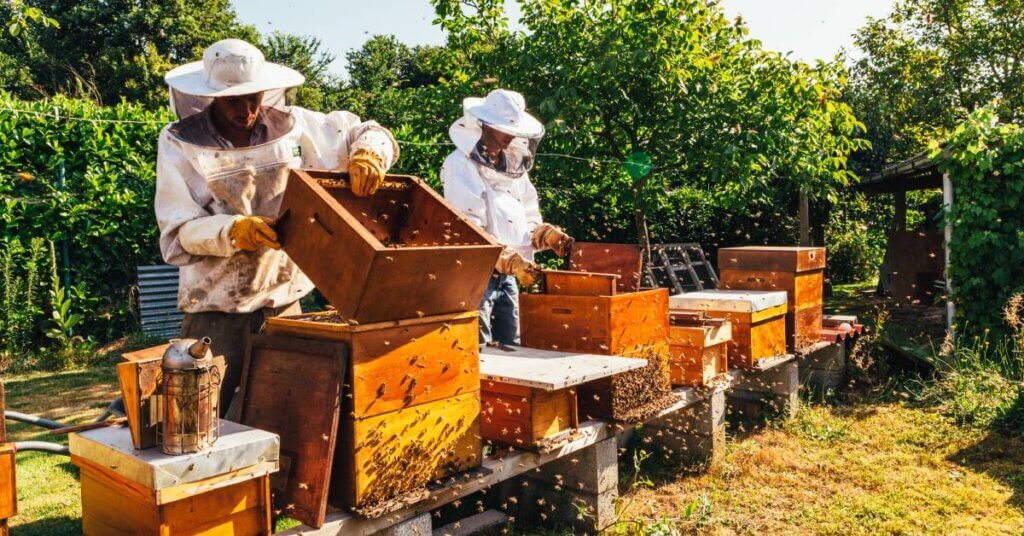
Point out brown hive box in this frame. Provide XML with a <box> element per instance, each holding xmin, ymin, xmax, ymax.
<box><xmin>668</xmin><ymin>312</ymin><xmax>731</xmax><ymax>386</ymax></box>
<box><xmin>261</xmin><ymin>311</ymin><xmax>482</xmax><ymax>514</ymax></box>
<box><xmin>568</xmin><ymin>242</ymin><xmax>644</xmax><ymax>292</ymax></box>
<box><xmin>519</xmin><ymin>271</ymin><xmax>673</xmax><ymax>422</ymax></box>
<box><xmin>481</xmin><ymin>381</ymin><xmax>578</xmax><ymax>450</ymax></box>
<box><xmin>276</xmin><ymin>169</ymin><xmax>503</xmax><ymax>324</ymax></box>
<box><xmin>669</xmin><ymin>290</ymin><xmax>787</xmax><ymax>368</ymax></box>
<box><xmin>718</xmin><ymin>246</ymin><xmax>825</xmax><ymax>351</ymax></box>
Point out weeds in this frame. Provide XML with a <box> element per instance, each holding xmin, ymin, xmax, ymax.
<box><xmin>0</xmin><ymin>238</ymin><xmax>91</xmax><ymax>370</ymax></box>
<box><xmin>907</xmin><ymin>294</ymin><xmax>1024</xmax><ymax>436</ymax></box>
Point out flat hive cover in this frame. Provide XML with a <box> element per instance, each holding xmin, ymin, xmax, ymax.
<box><xmin>70</xmin><ymin>420</ymin><xmax>279</xmax><ymax>491</ymax></box>
<box><xmin>669</xmin><ymin>289</ymin><xmax>787</xmax><ymax>313</ymax></box>
<box><xmin>480</xmin><ymin>344</ymin><xmax>648</xmax><ymax>390</ymax></box>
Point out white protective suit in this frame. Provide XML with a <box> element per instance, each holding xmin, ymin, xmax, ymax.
<box><xmin>155</xmin><ymin>104</ymin><xmax>399</xmax><ymax>313</ymax></box>
<box><xmin>441</xmin><ymin>115</ymin><xmax>545</xmax><ymax>262</ymax></box>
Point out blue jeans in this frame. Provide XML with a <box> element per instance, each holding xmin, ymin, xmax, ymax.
<box><xmin>478</xmin><ymin>272</ymin><xmax>520</xmax><ymax>345</ymax></box>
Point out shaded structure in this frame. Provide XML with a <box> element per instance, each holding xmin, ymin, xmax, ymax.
<box><xmin>857</xmin><ymin>150</ymin><xmax>954</xmax><ymax>331</ymax></box>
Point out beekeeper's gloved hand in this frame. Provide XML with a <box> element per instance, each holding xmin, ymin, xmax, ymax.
<box><xmin>497</xmin><ymin>248</ymin><xmax>542</xmax><ymax>287</ymax></box>
<box><xmin>230</xmin><ymin>216</ymin><xmax>281</xmax><ymax>251</ymax></box>
<box><xmin>532</xmin><ymin>224</ymin><xmax>575</xmax><ymax>258</ymax></box>
<box><xmin>349</xmin><ymin>149</ymin><xmax>386</xmax><ymax>197</ymax></box>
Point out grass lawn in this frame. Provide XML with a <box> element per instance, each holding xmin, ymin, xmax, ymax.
<box><xmin>6</xmin><ymin>365</ymin><xmax>119</xmax><ymax>535</ymax></box>
<box><xmin>618</xmin><ymin>400</ymin><xmax>1024</xmax><ymax>534</ymax></box>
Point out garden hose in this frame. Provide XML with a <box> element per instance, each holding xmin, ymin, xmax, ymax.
<box><xmin>5</xmin><ymin>411</ymin><xmax>66</xmax><ymax>430</ymax></box>
<box><xmin>14</xmin><ymin>441</ymin><xmax>69</xmax><ymax>455</ymax></box>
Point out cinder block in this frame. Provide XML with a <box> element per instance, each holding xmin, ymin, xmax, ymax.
<box><xmin>433</xmin><ymin>510</ymin><xmax>509</xmax><ymax>536</ymax></box>
<box><xmin>646</xmin><ymin>390</ymin><xmax>725</xmax><ymax>464</ymax></box>
<box><xmin>381</xmin><ymin>512</ymin><xmax>432</xmax><ymax>536</ymax></box>
<box><xmin>531</xmin><ymin>437</ymin><xmax>617</xmax><ymax>495</ymax></box>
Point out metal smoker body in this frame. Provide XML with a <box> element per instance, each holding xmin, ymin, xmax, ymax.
<box><xmin>158</xmin><ymin>337</ymin><xmax>220</xmax><ymax>455</ymax></box>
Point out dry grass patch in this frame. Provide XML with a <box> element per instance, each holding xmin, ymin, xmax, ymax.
<box><xmin>620</xmin><ymin>403</ymin><xmax>1024</xmax><ymax>535</ymax></box>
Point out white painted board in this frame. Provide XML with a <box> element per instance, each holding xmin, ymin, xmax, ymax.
<box><xmin>70</xmin><ymin>419</ymin><xmax>279</xmax><ymax>491</ymax></box>
<box><xmin>669</xmin><ymin>290</ymin><xmax>787</xmax><ymax>313</ymax></box>
<box><xmin>479</xmin><ymin>344</ymin><xmax>647</xmax><ymax>390</ymax></box>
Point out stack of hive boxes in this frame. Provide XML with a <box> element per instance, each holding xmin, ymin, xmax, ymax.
<box><xmin>246</xmin><ymin>170</ymin><xmax>503</xmax><ymax>522</ymax></box>
<box><xmin>519</xmin><ymin>270</ymin><xmax>675</xmax><ymax>422</ymax></box>
<box><xmin>718</xmin><ymin>246</ymin><xmax>826</xmax><ymax>352</ymax></box>
<box><xmin>669</xmin><ymin>290</ymin><xmax>788</xmax><ymax>368</ymax></box>
<box><xmin>668</xmin><ymin>312</ymin><xmax>731</xmax><ymax>386</ymax></box>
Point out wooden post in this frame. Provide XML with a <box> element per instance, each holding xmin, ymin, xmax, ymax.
<box><xmin>798</xmin><ymin>188</ymin><xmax>810</xmax><ymax>247</ymax></box>
<box><xmin>943</xmin><ymin>173</ymin><xmax>955</xmax><ymax>334</ymax></box>
<box><xmin>894</xmin><ymin>190</ymin><xmax>907</xmax><ymax>232</ymax></box>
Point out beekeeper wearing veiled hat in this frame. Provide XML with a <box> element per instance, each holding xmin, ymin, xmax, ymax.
<box><xmin>442</xmin><ymin>89</ymin><xmax>574</xmax><ymax>345</ymax></box>
<box><xmin>155</xmin><ymin>38</ymin><xmax>399</xmax><ymax>412</ymax></box>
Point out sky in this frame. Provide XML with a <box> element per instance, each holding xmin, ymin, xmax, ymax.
<box><xmin>230</xmin><ymin>0</ymin><xmax>896</xmax><ymax>77</ymax></box>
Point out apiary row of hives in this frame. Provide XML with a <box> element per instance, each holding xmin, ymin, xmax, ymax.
<box><xmin>232</xmin><ymin>170</ymin><xmax>828</xmax><ymax>528</ymax></box>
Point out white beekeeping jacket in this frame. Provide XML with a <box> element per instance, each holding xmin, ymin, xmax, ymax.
<box><xmin>441</xmin><ymin>114</ymin><xmax>544</xmax><ymax>262</ymax></box>
<box><xmin>155</xmin><ymin>103</ymin><xmax>399</xmax><ymax>313</ymax></box>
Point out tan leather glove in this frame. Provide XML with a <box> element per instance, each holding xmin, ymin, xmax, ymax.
<box><xmin>230</xmin><ymin>216</ymin><xmax>281</xmax><ymax>251</ymax></box>
<box><xmin>531</xmin><ymin>224</ymin><xmax>575</xmax><ymax>258</ymax></box>
<box><xmin>348</xmin><ymin>149</ymin><xmax>386</xmax><ymax>197</ymax></box>
<box><xmin>496</xmin><ymin>248</ymin><xmax>542</xmax><ymax>287</ymax></box>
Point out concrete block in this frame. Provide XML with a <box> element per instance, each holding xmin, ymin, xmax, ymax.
<box><xmin>433</xmin><ymin>510</ymin><xmax>509</xmax><ymax>536</ymax></box>
<box><xmin>531</xmin><ymin>436</ymin><xmax>617</xmax><ymax>495</ymax></box>
<box><xmin>380</xmin><ymin>512</ymin><xmax>432</xmax><ymax>536</ymax></box>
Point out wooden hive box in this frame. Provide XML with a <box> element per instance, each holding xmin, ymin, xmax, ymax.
<box><xmin>276</xmin><ymin>169</ymin><xmax>503</xmax><ymax>324</ymax></box>
<box><xmin>669</xmin><ymin>290</ymin><xmax>787</xmax><ymax>368</ymax></box>
<box><xmin>478</xmin><ymin>345</ymin><xmax>647</xmax><ymax>451</ymax></box>
<box><xmin>70</xmin><ymin>421</ymin><xmax>278</xmax><ymax>536</ymax></box>
<box><xmin>718</xmin><ymin>246</ymin><xmax>825</xmax><ymax>351</ymax></box>
<box><xmin>480</xmin><ymin>382</ymin><xmax>576</xmax><ymax>451</ymax></box>
<box><xmin>261</xmin><ymin>311</ymin><xmax>482</xmax><ymax>514</ymax></box>
<box><xmin>668</xmin><ymin>312</ymin><xmax>731</xmax><ymax>387</ymax></box>
<box><xmin>520</xmin><ymin>271</ymin><xmax>673</xmax><ymax>422</ymax></box>
<box><xmin>569</xmin><ymin>242</ymin><xmax>644</xmax><ymax>292</ymax></box>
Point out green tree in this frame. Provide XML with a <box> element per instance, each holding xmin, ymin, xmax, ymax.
<box><xmin>0</xmin><ymin>0</ymin><xmax>258</xmax><ymax>107</ymax></box>
<box><xmin>848</xmin><ymin>0</ymin><xmax>1024</xmax><ymax>173</ymax></box>
<box><xmin>432</xmin><ymin>0</ymin><xmax>867</xmax><ymax>253</ymax></box>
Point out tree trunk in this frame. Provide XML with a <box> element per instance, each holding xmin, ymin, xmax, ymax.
<box><xmin>635</xmin><ymin>205</ymin><xmax>652</xmax><ymax>273</ymax></box>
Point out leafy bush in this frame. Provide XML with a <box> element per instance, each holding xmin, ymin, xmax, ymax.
<box><xmin>936</xmin><ymin>107</ymin><xmax>1024</xmax><ymax>336</ymax></box>
<box><xmin>0</xmin><ymin>92</ymin><xmax>173</xmax><ymax>343</ymax></box>
<box><xmin>826</xmin><ymin>217</ymin><xmax>883</xmax><ymax>284</ymax></box>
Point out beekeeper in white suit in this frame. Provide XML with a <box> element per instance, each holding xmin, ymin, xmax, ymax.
<box><xmin>156</xmin><ymin>38</ymin><xmax>399</xmax><ymax>411</ymax></box>
<box><xmin>442</xmin><ymin>89</ymin><xmax>574</xmax><ymax>345</ymax></box>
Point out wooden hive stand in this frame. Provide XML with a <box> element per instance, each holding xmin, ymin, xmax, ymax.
<box><xmin>519</xmin><ymin>271</ymin><xmax>674</xmax><ymax>422</ymax></box>
<box><xmin>718</xmin><ymin>246</ymin><xmax>825</xmax><ymax>352</ymax></box>
<box><xmin>479</xmin><ymin>344</ymin><xmax>647</xmax><ymax>451</ymax></box>
<box><xmin>669</xmin><ymin>290</ymin><xmax>788</xmax><ymax>368</ymax></box>
<box><xmin>253</xmin><ymin>310</ymin><xmax>482</xmax><ymax>521</ymax></box>
<box><xmin>69</xmin><ymin>420</ymin><xmax>279</xmax><ymax>535</ymax></box>
<box><xmin>668</xmin><ymin>312</ymin><xmax>732</xmax><ymax>387</ymax></box>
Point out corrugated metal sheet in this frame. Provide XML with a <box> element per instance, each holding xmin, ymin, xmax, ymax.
<box><xmin>138</xmin><ymin>265</ymin><xmax>182</xmax><ymax>339</ymax></box>
<box><xmin>820</xmin><ymin>314</ymin><xmax>867</xmax><ymax>345</ymax></box>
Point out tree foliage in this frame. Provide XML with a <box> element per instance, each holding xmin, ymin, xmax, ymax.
<box><xmin>0</xmin><ymin>0</ymin><xmax>258</xmax><ymax>106</ymax></box>
<box><xmin>848</xmin><ymin>0</ymin><xmax>1024</xmax><ymax>173</ymax></box>
<box><xmin>430</xmin><ymin>0</ymin><xmax>867</xmax><ymax>248</ymax></box>
<box><xmin>937</xmin><ymin>107</ymin><xmax>1024</xmax><ymax>335</ymax></box>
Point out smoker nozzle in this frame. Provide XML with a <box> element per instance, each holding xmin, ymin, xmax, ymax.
<box><xmin>188</xmin><ymin>337</ymin><xmax>212</xmax><ymax>359</ymax></box>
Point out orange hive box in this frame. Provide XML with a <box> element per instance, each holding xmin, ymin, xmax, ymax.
<box><xmin>260</xmin><ymin>311</ymin><xmax>482</xmax><ymax>516</ymax></box>
<box><xmin>668</xmin><ymin>312</ymin><xmax>731</xmax><ymax>386</ymax></box>
<box><xmin>669</xmin><ymin>290</ymin><xmax>787</xmax><ymax>368</ymax></box>
<box><xmin>519</xmin><ymin>271</ymin><xmax>674</xmax><ymax>422</ymax></box>
<box><xmin>718</xmin><ymin>246</ymin><xmax>825</xmax><ymax>351</ymax></box>
<box><xmin>478</xmin><ymin>344</ymin><xmax>647</xmax><ymax>451</ymax></box>
<box><xmin>276</xmin><ymin>170</ymin><xmax>503</xmax><ymax>324</ymax></box>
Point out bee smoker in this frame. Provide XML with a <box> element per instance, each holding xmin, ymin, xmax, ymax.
<box><xmin>158</xmin><ymin>337</ymin><xmax>221</xmax><ymax>455</ymax></box>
